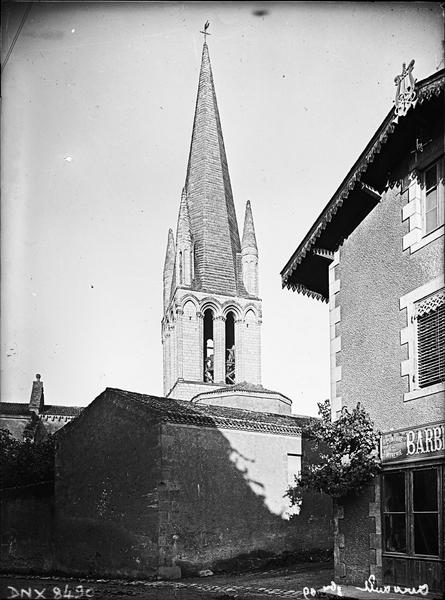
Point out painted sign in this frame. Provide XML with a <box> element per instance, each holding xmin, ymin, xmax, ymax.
<box><xmin>381</xmin><ymin>422</ymin><xmax>445</xmax><ymax>464</ymax></box>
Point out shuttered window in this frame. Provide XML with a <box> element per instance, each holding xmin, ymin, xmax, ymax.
<box><xmin>416</xmin><ymin>290</ymin><xmax>445</xmax><ymax>388</ymax></box>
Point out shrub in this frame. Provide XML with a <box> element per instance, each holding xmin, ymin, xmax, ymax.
<box><xmin>287</xmin><ymin>399</ymin><xmax>381</xmax><ymax>501</ymax></box>
<box><xmin>0</xmin><ymin>428</ymin><xmax>55</xmax><ymax>488</ymax></box>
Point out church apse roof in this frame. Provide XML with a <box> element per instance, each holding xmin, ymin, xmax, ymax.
<box><xmin>95</xmin><ymin>388</ymin><xmax>307</xmax><ymax>436</ymax></box>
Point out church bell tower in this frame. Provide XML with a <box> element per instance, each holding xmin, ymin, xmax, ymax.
<box><xmin>160</xmin><ymin>39</ymin><xmax>295</xmax><ymax>416</ymax></box>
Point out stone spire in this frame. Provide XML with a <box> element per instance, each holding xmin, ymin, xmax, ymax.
<box><xmin>184</xmin><ymin>41</ymin><xmax>241</xmax><ymax>296</ymax></box>
<box><xmin>241</xmin><ymin>200</ymin><xmax>259</xmax><ymax>296</ymax></box>
<box><xmin>163</xmin><ymin>229</ymin><xmax>175</xmax><ymax>310</ymax></box>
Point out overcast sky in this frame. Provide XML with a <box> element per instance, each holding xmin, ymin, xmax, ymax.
<box><xmin>1</xmin><ymin>2</ymin><xmax>443</xmax><ymax>416</ymax></box>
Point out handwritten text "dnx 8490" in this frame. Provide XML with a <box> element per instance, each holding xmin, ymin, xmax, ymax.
<box><xmin>7</xmin><ymin>585</ymin><xmax>94</xmax><ymax>599</ymax></box>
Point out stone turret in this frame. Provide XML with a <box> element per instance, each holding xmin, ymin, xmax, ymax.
<box><xmin>241</xmin><ymin>200</ymin><xmax>259</xmax><ymax>297</ymax></box>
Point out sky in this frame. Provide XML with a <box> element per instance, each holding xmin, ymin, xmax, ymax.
<box><xmin>1</xmin><ymin>2</ymin><xmax>443</xmax><ymax>416</ymax></box>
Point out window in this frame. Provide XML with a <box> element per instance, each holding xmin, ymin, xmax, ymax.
<box><xmin>225</xmin><ymin>312</ymin><xmax>235</xmax><ymax>384</ymax></box>
<box><xmin>287</xmin><ymin>453</ymin><xmax>301</xmax><ymax>488</ymax></box>
<box><xmin>416</xmin><ymin>290</ymin><xmax>445</xmax><ymax>389</ymax></box>
<box><xmin>203</xmin><ymin>308</ymin><xmax>214</xmax><ymax>382</ymax></box>
<box><xmin>383</xmin><ymin>466</ymin><xmax>441</xmax><ymax>558</ymax></box>
<box><xmin>400</xmin><ymin>279</ymin><xmax>445</xmax><ymax>402</ymax></box>
<box><xmin>179</xmin><ymin>251</ymin><xmax>183</xmax><ymax>284</ymax></box>
<box><xmin>424</xmin><ymin>159</ymin><xmax>444</xmax><ymax>235</ymax></box>
<box><xmin>412</xmin><ymin>468</ymin><xmax>439</xmax><ymax>556</ymax></box>
<box><xmin>402</xmin><ymin>155</ymin><xmax>444</xmax><ymax>253</ymax></box>
<box><xmin>283</xmin><ymin>453</ymin><xmax>302</xmax><ymax>519</ymax></box>
<box><xmin>383</xmin><ymin>471</ymin><xmax>406</xmax><ymax>553</ymax></box>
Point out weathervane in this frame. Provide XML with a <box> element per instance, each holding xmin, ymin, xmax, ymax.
<box><xmin>394</xmin><ymin>59</ymin><xmax>417</xmax><ymax>119</ymax></box>
<box><xmin>200</xmin><ymin>21</ymin><xmax>210</xmax><ymax>42</ymax></box>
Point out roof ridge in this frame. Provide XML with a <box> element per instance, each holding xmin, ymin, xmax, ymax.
<box><xmin>44</xmin><ymin>403</ymin><xmax>83</xmax><ymax>409</ymax></box>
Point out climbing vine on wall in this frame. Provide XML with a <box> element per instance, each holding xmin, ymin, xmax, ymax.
<box><xmin>286</xmin><ymin>399</ymin><xmax>381</xmax><ymax>501</ymax></box>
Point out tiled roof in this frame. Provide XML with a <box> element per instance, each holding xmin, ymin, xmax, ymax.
<box><xmin>0</xmin><ymin>402</ymin><xmax>30</xmax><ymax>416</ymax></box>
<box><xmin>0</xmin><ymin>402</ymin><xmax>82</xmax><ymax>418</ymax></box>
<box><xmin>42</xmin><ymin>405</ymin><xmax>83</xmax><ymax>417</ymax></box>
<box><xmin>108</xmin><ymin>388</ymin><xmax>307</xmax><ymax>436</ymax></box>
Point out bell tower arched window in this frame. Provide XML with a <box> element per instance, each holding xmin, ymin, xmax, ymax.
<box><xmin>225</xmin><ymin>311</ymin><xmax>235</xmax><ymax>384</ymax></box>
<box><xmin>203</xmin><ymin>309</ymin><xmax>214</xmax><ymax>382</ymax></box>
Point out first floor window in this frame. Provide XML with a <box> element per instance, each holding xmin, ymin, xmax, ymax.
<box><xmin>383</xmin><ymin>466</ymin><xmax>441</xmax><ymax>557</ymax></box>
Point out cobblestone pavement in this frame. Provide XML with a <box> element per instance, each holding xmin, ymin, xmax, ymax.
<box><xmin>1</xmin><ymin>562</ymin><xmax>333</xmax><ymax>600</ymax></box>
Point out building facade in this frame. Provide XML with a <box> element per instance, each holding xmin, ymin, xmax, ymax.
<box><xmin>281</xmin><ymin>63</ymin><xmax>444</xmax><ymax>591</ymax></box>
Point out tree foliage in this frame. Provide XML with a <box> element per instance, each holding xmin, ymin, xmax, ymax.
<box><xmin>287</xmin><ymin>399</ymin><xmax>381</xmax><ymax>501</ymax></box>
<box><xmin>0</xmin><ymin>428</ymin><xmax>55</xmax><ymax>488</ymax></box>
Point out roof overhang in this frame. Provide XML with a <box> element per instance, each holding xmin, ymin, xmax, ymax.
<box><xmin>281</xmin><ymin>69</ymin><xmax>445</xmax><ymax>301</ymax></box>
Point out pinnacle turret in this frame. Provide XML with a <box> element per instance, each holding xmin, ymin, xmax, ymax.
<box><xmin>241</xmin><ymin>200</ymin><xmax>258</xmax><ymax>255</ymax></box>
<box><xmin>163</xmin><ymin>229</ymin><xmax>175</xmax><ymax>310</ymax></box>
<box><xmin>241</xmin><ymin>201</ymin><xmax>259</xmax><ymax>296</ymax></box>
<box><xmin>174</xmin><ymin>188</ymin><xmax>194</xmax><ymax>287</ymax></box>
<box><xmin>176</xmin><ymin>187</ymin><xmax>192</xmax><ymax>247</ymax></box>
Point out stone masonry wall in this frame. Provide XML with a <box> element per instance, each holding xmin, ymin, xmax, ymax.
<box><xmin>334</xmin><ymin>483</ymin><xmax>379</xmax><ymax>585</ymax></box>
<box><xmin>0</xmin><ymin>482</ymin><xmax>55</xmax><ymax>573</ymax></box>
<box><xmin>338</xmin><ymin>183</ymin><xmax>443</xmax><ymax>431</ymax></box>
<box><xmin>159</xmin><ymin>422</ymin><xmax>332</xmax><ymax>574</ymax></box>
<box><xmin>55</xmin><ymin>391</ymin><xmax>161</xmax><ymax>578</ymax></box>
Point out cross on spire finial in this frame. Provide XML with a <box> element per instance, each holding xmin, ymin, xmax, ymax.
<box><xmin>200</xmin><ymin>20</ymin><xmax>211</xmax><ymax>42</ymax></box>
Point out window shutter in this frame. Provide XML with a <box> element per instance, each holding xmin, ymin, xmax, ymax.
<box><xmin>416</xmin><ymin>290</ymin><xmax>445</xmax><ymax>388</ymax></box>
